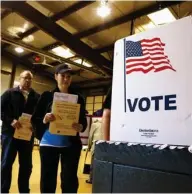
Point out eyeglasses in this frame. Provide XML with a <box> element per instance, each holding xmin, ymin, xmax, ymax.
<box><xmin>21</xmin><ymin>77</ymin><xmax>32</xmax><ymax>80</ymax></box>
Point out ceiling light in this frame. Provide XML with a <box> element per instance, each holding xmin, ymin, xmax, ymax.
<box><xmin>15</xmin><ymin>47</ymin><xmax>24</xmax><ymax>53</ymax></box>
<box><xmin>97</xmin><ymin>5</ymin><xmax>111</xmax><ymax>18</ymax></box>
<box><xmin>52</xmin><ymin>46</ymin><xmax>74</xmax><ymax>58</ymax></box>
<box><xmin>148</xmin><ymin>8</ymin><xmax>176</xmax><ymax>25</ymax></box>
<box><xmin>23</xmin><ymin>35</ymin><xmax>34</xmax><ymax>43</ymax></box>
<box><xmin>8</xmin><ymin>26</ymin><xmax>26</xmax><ymax>37</ymax></box>
<box><xmin>83</xmin><ymin>62</ymin><xmax>92</xmax><ymax>68</ymax></box>
<box><xmin>23</xmin><ymin>23</ymin><xmax>29</xmax><ymax>30</ymax></box>
<box><xmin>74</xmin><ymin>59</ymin><xmax>93</xmax><ymax>68</ymax></box>
<box><xmin>97</xmin><ymin>0</ymin><xmax>111</xmax><ymax>18</ymax></box>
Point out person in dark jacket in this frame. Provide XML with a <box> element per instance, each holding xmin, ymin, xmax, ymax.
<box><xmin>1</xmin><ymin>70</ymin><xmax>39</xmax><ymax>193</ymax></box>
<box><xmin>31</xmin><ymin>64</ymin><xmax>87</xmax><ymax>193</ymax></box>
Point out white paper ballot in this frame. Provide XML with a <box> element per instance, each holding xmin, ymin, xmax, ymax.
<box><xmin>53</xmin><ymin>92</ymin><xmax>78</xmax><ymax>103</ymax></box>
<box><xmin>14</xmin><ymin>113</ymin><xmax>32</xmax><ymax>141</ymax></box>
<box><xmin>49</xmin><ymin>92</ymin><xmax>80</xmax><ymax>136</ymax></box>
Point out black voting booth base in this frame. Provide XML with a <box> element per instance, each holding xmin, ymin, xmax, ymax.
<box><xmin>92</xmin><ymin>142</ymin><xmax>192</xmax><ymax>193</ymax></box>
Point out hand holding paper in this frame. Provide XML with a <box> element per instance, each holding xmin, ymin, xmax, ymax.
<box><xmin>14</xmin><ymin>113</ymin><xmax>32</xmax><ymax>141</ymax></box>
<box><xmin>43</xmin><ymin>113</ymin><xmax>56</xmax><ymax>124</ymax></box>
<box><xmin>72</xmin><ymin>122</ymin><xmax>83</xmax><ymax>133</ymax></box>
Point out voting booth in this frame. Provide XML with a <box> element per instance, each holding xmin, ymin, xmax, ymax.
<box><xmin>92</xmin><ymin>16</ymin><xmax>192</xmax><ymax>193</ymax></box>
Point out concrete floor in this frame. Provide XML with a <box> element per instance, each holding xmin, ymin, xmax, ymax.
<box><xmin>10</xmin><ymin>147</ymin><xmax>92</xmax><ymax>193</ymax></box>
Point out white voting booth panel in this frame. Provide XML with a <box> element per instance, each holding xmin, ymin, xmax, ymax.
<box><xmin>111</xmin><ymin>16</ymin><xmax>192</xmax><ymax>146</ymax></box>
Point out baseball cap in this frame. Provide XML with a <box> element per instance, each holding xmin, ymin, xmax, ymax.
<box><xmin>55</xmin><ymin>64</ymin><xmax>75</xmax><ymax>74</ymax></box>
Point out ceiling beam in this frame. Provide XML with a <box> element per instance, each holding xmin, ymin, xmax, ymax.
<box><xmin>1</xmin><ymin>69</ymin><xmax>11</xmax><ymax>75</ymax></box>
<box><xmin>22</xmin><ymin>43</ymin><xmax>79</xmax><ymax>61</ymax></box>
<box><xmin>1</xmin><ymin>9</ymin><xmax>12</xmax><ymax>50</ymax></box>
<box><xmin>18</xmin><ymin>1</ymin><xmax>94</xmax><ymax>40</ymax></box>
<box><xmin>20</xmin><ymin>2</ymin><xmax>184</xmax><ymax>58</ymax></box>
<box><xmin>41</xmin><ymin>42</ymin><xmax>63</xmax><ymax>51</ymax></box>
<box><xmin>68</xmin><ymin>55</ymin><xmax>81</xmax><ymax>60</ymax></box>
<box><xmin>2</xmin><ymin>1</ymin><xmax>95</xmax><ymax>62</ymax></box>
<box><xmin>1</xmin><ymin>49</ymin><xmax>54</xmax><ymax>80</ymax></box>
<box><xmin>74</xmin><ymin>1</ymin><xmax>183</xmax><ymax>39</ymax></box>
<box><xmin>2</xmin><ymin>46</ymin><xmax>35</xmax><ymax>68</ymax></box>
<box><xmin>49</xmin><ymin>55</ymin><xmax>80</xmax><ymax>66</ymax></box>
<box><xmin>2</xmin><ymin>1</ymin><xmax>112</xmax><ymax>75</ymax></box>
<box><xmin>22</xmin><ymin>42</ymin><xmax>79</xmax><ymax>60</ymax></box>
<box><xmin>51</xmin><ymin>1</ymin><xmax>94</xmax><ymax>21</ymax></box>
<box><xmin>94</xmin><ymin>44</ymin><xmax>114</xmax><ymax>53</ymax></box>
<box><xmin>19</xmin><ymin>27</ymin><xmax>38</xmax><ymax>39</ymax></box>
<box><xmin>21</xmin><ymin>42</ymin><xmax>63</xmax><ymax>60</ymax></box>
<box><xmin>6</xmin><ymin>1</ymin><xmax>95</xmax><ymax>59</ymax></box>
<box><xmin>1</xmin><ymin>9</ymin><xmax>12</xmax><ymax>20</ymax></box>
<box><xmin>2</xmin><ymin>34</ymin><xmax>106</xmax><ymax>76</ymax></box>
<box><xmin>2</xmin><ymin>50</ymin><xmax>111</xmax><ymax>88</ymax></box>
<box><xmin>94</xmin><ymin>19</ymin><xmax>134</xmax><ymax>54</ymax></box>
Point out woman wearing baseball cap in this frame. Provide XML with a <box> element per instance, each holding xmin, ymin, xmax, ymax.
<box><xmin>31</xmin><ymin>64</ymin><xmax>87</xmax><ymax>193</ymax></box>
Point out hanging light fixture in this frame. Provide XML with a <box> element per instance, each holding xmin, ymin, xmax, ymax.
<box><xmin>97</xmin><ymin>0</ymin><xmax>111</xmax><ymax>18</ymax></box>
<box><xmin>15</xmin><ymin>47</ymin><xmax>24</xmax><ymax>53</ymax></box>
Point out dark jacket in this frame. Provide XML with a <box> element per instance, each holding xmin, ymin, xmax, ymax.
<box><xmin>1</xmin><ymin>86</ymin><xmax>40</xmax><ymax>136</ymax></box>
<box><xmin>31</xmin><ymin>87</ymin><xmax>87</xmax><ymax>147</ymax></box>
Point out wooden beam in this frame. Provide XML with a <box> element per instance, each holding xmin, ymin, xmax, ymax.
<box><xmin>94</xmin><ymin>44</ymin><xmax>114</xmax><ymax>53</ymax></box>
<box><xmin>1</xmin><ymin>9</ymin><xmax>11</xmax><ymax>20</ymax></box>
<box><xmin>50</xmin><ymin>1</ymin><xmax>94</xmax><ymax>21</ymax></box>
<box><xmin>2</xmin><ymin>49</ymin><xmax>54</xmax><ymax>80</ymax></box>
<box><xmin>9</xmin><ymin>61</ymin><xmax>17</xmax><ymax>88</ymax></box>
<box><xmin>21</xmin><ymin>42</ymin><xmax>63</xmax><ymax>60</ymax></box>
<box><xmin>74</xmin><ymin>1</ymin><xmax>183</xmax><ymax>39</ymax></box>
<box><xmin>19</xmin><ymin>1</ymin><xmax>94</xmax><ymax>39</ymax></box>
<box><xmin>2</xmin><ymin>34</ymin><xmax>106</xmax><ymax>76</ymax></box>
<box><xmin>2</xmin><ymin>49</ymin><xmax>33</xmax><ymax>68</ymax></box>
<box><xmin>2</xmin><ymin>1</ymin><xmax>112</xmax><ymax>75</ymax></box>
<box><xmin>19</xmin><ymin>27</ymin><xmax>38</xmax><ymax>39</ymax></box>
<box><xmin>94</xmin><ymin>20</ymin><xmax>135</xmax><ymax>54</ymax></box>
<box><xmin>1</xmin><ymin>70</ymin><xmax>11</xmax><ymax>75</ymax></box>
<box><xmin>4</xmin><ymin>1</ymin><xmax>95</xmax><ymax>56</ymax></box>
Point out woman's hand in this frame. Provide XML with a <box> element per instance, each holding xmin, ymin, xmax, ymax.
<box><xmin>43</xmin><ymin>113</ymin><xmax>56</xmax><ymax>124</ymax></box>
<box><xmin>72</xmin><ymin>122</ymin><xmax>83</xmax><ymax>133</ymax></box>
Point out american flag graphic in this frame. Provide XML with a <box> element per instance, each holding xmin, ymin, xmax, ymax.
<box><xmin>125</xmin><ymin>37</ymin><xmax>176</xmax><ymax>75</ymax></box>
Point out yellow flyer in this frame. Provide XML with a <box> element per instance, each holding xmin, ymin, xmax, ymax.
<box><xmin>49</xmin><ymin>101</ymin><xmax>80</xmax><ymax>136</ymax></box>
<box><xmin>14</xmin><ymin>113</ymin><xmax>32</xmax><ymax>141</ymax></box>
